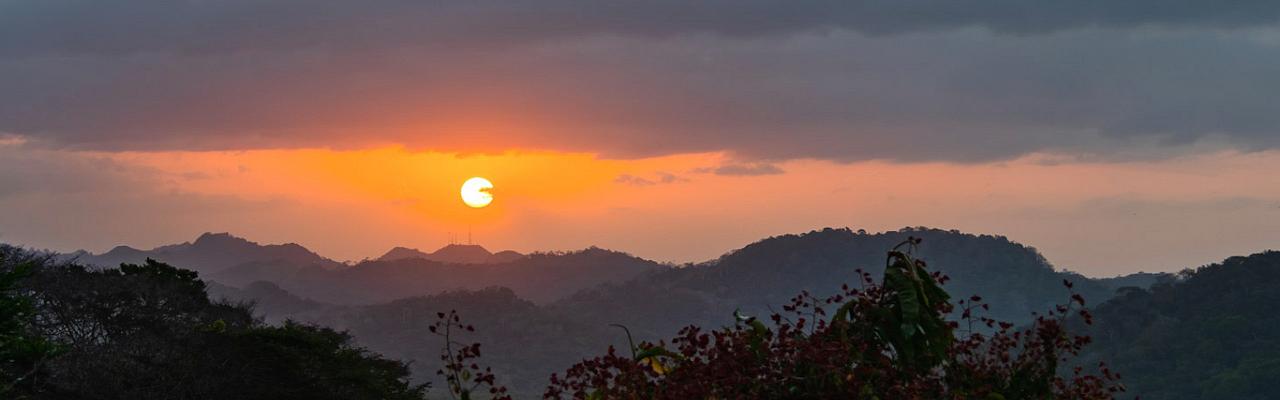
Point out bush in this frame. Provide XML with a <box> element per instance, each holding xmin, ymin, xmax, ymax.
<box><xmin>0</xmin><ymin>246</ymin><xmax>427</xmax><ymax>400</ymax></box>
<box><xmin>545</xmin><ymin>238</ymin><xmax>1125</xmax><ymax>399</ymax></box>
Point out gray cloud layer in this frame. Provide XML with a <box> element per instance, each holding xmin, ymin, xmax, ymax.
<box><xmin>3</xmin><ymin>1</ymin><xmax>1280</xmax><ymax>161</ymax></box>
<box><xmin>6</xmin><ymin>1</ymin><xmax>1280</xmax><ymax>57</ymax></box>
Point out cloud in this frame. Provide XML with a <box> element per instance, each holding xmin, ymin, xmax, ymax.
<box><xmin>0</xmin><ymin>146</ymin><xmax>157</xmax><ymax>198</ymax></box>
<box><xmin>697</xmin><ymin>163</ymin><xmax>786</xmax><ymax>176</ymax></box>
<box><xmin>0</xmin><ymin>146</ymin><xmax>291</xmax><ymax>254</ymax></box>
<box><xmin>4</xmin><ymin>2</ymin><xmax>1280</xmax><ymax>162</ymax></box>
<box><xmin>614</xmin><ymin>174</ymin><xmax>656</xmax><ymax>187</ymax></box>
<box><xmin>4</xmin><ymin>1</ymin><xmax>1279</xmax><ymax>58</ymax></box>
<box><xmin>615</xmin><ymin>172</ymin><xmax>687</xmax><ymax>186</ymax></box>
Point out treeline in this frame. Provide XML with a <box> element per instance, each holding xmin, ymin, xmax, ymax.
<box><xmin>248</xmin><ymin>228</ymin><xmax>1131</xmax><ymax>396</ymax></box>
<box><xmin>3</xmin><ymin>238</ymin><xmax>1129</xmax><ymax>399</ymax></box>
<box><xmin>0</xmin><ymin>245</ymin><xmax>425</xmax><ymax>399</ymax></box>
<box><xmin>543</xmin><ymin>238</ymin><xmax>1125</xmax><ymax>399</ymax></box>
<box><xmin>1080</xmin><ymin>251</ymin><xmax>1280</xmax><ymax>400</ymax></box>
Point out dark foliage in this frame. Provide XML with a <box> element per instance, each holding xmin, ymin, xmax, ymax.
<box><xmin>337</xmin><ymin>287</ymin><xmax>621</xmax><ymax>397</ymax></box>
<box><xmin>0</xmin><ymin>245</ymin><xmax>426</xmax><ymax>399</ymax></box>
<box><xmin>1082</xmin><ymin>251</ymin><xmax>1280</xmax><ymax>400</ymax></box>
<box><xmin>546</xmin><ymin>238</ymin><xmax>1125</xmax><ymax>399</ymax></box>
<box><xmin>430</xmin><ymin>310</ymin><xmax>512</xmax><ymax>400</ymax></box>
<box><xmin>0</xmin><ymin>249</ymin><xmax>59</xmax><ymax>397</ymax></box>
<box><xmin>555</xmin><ymin>228</ymin><xmax>1116</xmax><ymax>342</ymax></box>
<box><xmin>214</xmin><ymin>227</ymin><xmax>1136</xmax><ymax>397</ymax></box>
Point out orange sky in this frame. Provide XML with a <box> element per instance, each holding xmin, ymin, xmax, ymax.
<box><xmin>6</xmin><ymin>145</ymin><xmax>1274</xmax><ymax>276</ymax></box>
<box><xmin>9</xmin><ymin>2</ymin><xmax>1280</xmax><ymax>278</ymax></box>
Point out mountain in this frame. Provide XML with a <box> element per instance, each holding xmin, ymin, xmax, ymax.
<box><xmin>217</xmin><ymin>246</ymin><xmax>664</xmax><ymax>304</ymax></box>
<box><xmin>221</xmin><ymin>227</ymin><xmax>1140</xmax><ymax>397</ymax></box>
<box><xmin>376</xmin><ymin>244</ymin><xmax>525</xmax><ymax>264</ymax></box>
<box><xmin>333</xmin><ymin>288</ymin><xmax>623</xmax><ymax>395</ymax></box>
<box><xmin>551</xmin><ymin>227</ymin><xmax>1117</xmax><ymax>339</ymax></box>
<box><xmin>1096</xmin><ymin>271</ymin><xmax>1174</xmax><ymax>291</ymax></box>
<box><xmin>32</xmin><ymin>227</ymin><xmax>1280</xmax><ymax>398</ymax></box>
<box><xmin>206</xmin><ymin>280</ymin><xmax>333</xmax><ymax>323</ymax></box>
<box><xmin>1080</xmin><ymin>251</ymin><xmax>1280</xmax><ymax>400</ymax></box>
<box><xmin>376</xmin><ymin>246</ymin><xmax>432</xmax><ymax>261</ymax></box>
<box><xmin>70</xmin><ymin>232</ymin><xmax>343</xmax><ymax>274</ymax></box>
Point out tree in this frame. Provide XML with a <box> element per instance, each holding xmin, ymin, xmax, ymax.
<box><xmin>6</xmin><ymin>248</ymin><xmax>426</xmax><ymax>399</ymax></box>
<box><xmin>545</xmin><ymin>238</ymin><xmax>1125</xmax><ymax>399</ymax></box>
<box><xmin>0</xmin><ymin>247</ymin><xmax>58</xmax><ymax>397</ymax></box>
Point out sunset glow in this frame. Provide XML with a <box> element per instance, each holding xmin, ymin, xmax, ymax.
<box><xmin>3</xmin><ymin>1</ymin><xmax>1280</xmax><ymax>278</ymax></box>
<box><xmin>3</xmin><ymin>143</ymin><xmax>1276</xmax><ymax>275</ymax></box>
<box><xmin>11</xmin><ymin>3</ymin><xmax>1280</xmax><ymax>397</ymax></box>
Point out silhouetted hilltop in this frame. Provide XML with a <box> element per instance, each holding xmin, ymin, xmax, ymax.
<box><xmin>377</xmin><ymin>246</ymin><xmax>432</xmax><ymax>262</ymax></box>
<box><xmin>71</xmin><ymin>232</ymin><xmax>343</xmax><ymax>274</ymax></box>
<box><xmin>239</xmin><ymin>227</ymin><xmax>1154</xmax><ymax>397</ymax></box>
<box><xmin>430</xmin><ymin>244</ymin><xmax>498</xmax><ymax>264</ymax></box>
<box><xmin>224</xmin><ymin>246</ymin><xmax>662</xmax><ymax>304</ymax></box>
<box><xmin>1095</xmin><ymin>271</ymin><xmax>1174</xmax><ymax>292</ymax></box>
<box><xmin>20</xmin><ymin>226</ymin><xmax>1223</xmax><ymax>397</ymax></box>
<box><xmin>377</xmin><ymin>244</ymin><xmax>525</xmax><ymax>264</ymax></box>
<box><xmin>553</xmin><ymin>227</ymin><xmax>1116</xmax><ymax>338</ymax></box>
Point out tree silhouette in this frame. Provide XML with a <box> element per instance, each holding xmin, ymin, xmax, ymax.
<box><xmin>545</xmin><ymin>238</ymin><xmax>1125</xmax><ymax>399</ymax></box>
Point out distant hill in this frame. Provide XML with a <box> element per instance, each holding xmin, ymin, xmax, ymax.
<box><xmin>552</xmin><ymin>227</ymin><xmax>1118</xmax><ymax>339</ymax></box>
<box><xmin>206</xmin><ymin>280</ymin><xmax>332</xmax><ymax>323</ymax></box>
<box><xmin>32</xmin><ymin>227</ymin><xmax>1275</xmax><ymax>398</ymax></box>
<box><xmin>377</xmin><ymin>244</ymin><xmax>525</xmax><ymax>264</ymax></box>
<box><xmin>63</xmin><ymin>232</ymin><xmax>649</xmax><ymax>305</ymax></box>
<box><xmin>1095</xmin><ymin>271</ymin><xmax>1174</xmax><ymax>291</ymax></box>
<box><xmin>217</xmin><ymin>246</ymin><xmax>664</xmax><ymax>304</ymax></box>
<box><xmin>220</xmin><ymin>227</ymin><xmax>1145</xmax><ymax>397</ymax></box>
<box><xmin>68</xmin><ymin>232</ymin><xmax>343</xmax><ymax>274</ymax></box>
<box><xmin>64</xmin><ymin>226</ymin><xmax>1187</xmax><ymax>397</ymax></box>
<box><xmin>1081</xmin><ymin>251</ymin><xmax>1280</xmax><ymax>400</ymax></box>
<box><xmin>333</xmin><ymin>288</ymin><xmax>623</xmax><ymax>395</ymax></box>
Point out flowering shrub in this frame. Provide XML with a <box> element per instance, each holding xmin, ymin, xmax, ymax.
<box><xmin>544</xmin><ymin>238</ymin><xmax>1125</xmax><ymax>399</ymax></box>
<box><xmin>430</xmin><ymin>310</ymin><xmax>512</xmax><ymax>400</ymax></box>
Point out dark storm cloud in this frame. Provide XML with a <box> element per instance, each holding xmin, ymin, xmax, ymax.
<box><xmin>3</xmin><ymin>1</ymin><xmax>1280</xmax><ymax>161</ymax></box>
<box><xmin>4</xmin><ymin>1</ymin><xmax>1279</xmax><ymax>58</ymax></box>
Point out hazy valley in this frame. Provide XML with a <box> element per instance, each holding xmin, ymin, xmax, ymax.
<box><xmin>45</xmin><ymin>227</ymin><xmax>1221</xmax><ymax>398</ymax></box>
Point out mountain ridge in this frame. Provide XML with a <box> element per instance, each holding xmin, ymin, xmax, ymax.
<box><xmin>69</xmin><ymin>232</ymin><xmax>344</xmax><ymax>274</ymax></box>
<box><xmin>376</xmin><ymin>244</ymin><xmax>525</xmax><ymax>264</ymax></box>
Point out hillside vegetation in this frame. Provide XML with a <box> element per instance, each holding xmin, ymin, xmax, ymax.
<box><xmin>1083</xmin><ymin>251</ymin><xmax>1280</xmax><ymax>400</ymax></box>
<box><xmin>1</xmin><ymin>246</ymin><xmax>424</xmax><ymax>399</ymax></box>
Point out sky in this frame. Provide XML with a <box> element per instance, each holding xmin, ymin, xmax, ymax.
<box><xmin>2</xmin><ymin>1</ymin><xmax>1279</xmax><ymax>275</ymax></box>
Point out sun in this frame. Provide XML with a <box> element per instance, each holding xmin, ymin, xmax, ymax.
<box><xmin>460</xmin><ymin>177</ymin><xmax>494</xmax><ymax>208</ymax></box>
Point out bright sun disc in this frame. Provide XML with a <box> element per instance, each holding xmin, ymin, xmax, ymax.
<box><xmin>461</xmin><ymin>177</ymin><xmax>494</xmax><ymax>208</ymax></box>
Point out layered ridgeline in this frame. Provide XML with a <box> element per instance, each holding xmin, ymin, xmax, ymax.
<box><xmin>26</xmin><ymin>228</ymin><xmax>1279</xmax><ymax>398</ymax></box>
<box><xmin>1080</xmin><ymin>251</ymin><xmax>1280</xmax><ymax>400</ymax></box>
<box><xmin>82</xmin><ymin>228</ymin><xmax>1153</xmax><ymax>312</ymax></box>
<box><xmin>69</xmin><ymin>233</ymin><xmax>662</xmax><ymax>304</ymax></box>
<box><xmin>195</xmin><ymin>227</ymin><xmax>1165</xmax><ymax>396</ymax></box>
<box><xmin>262</xmin><ymin>247</ymin><xmax>660</xmax><ymax>304</ymax></box>
<box><xmin>66</xmin><ymin>232</ymin><xmax>345</xmax><ymax>275</ymax></box>
<box><xmin>553</xmin><ymin>227</ymin><xmax>1128</xmax><ymax>339</ymax></box>
<box><xmin>377</xmin><ymin>244</ymin><xmax>524</xmax><ymax>264</ymax></box>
